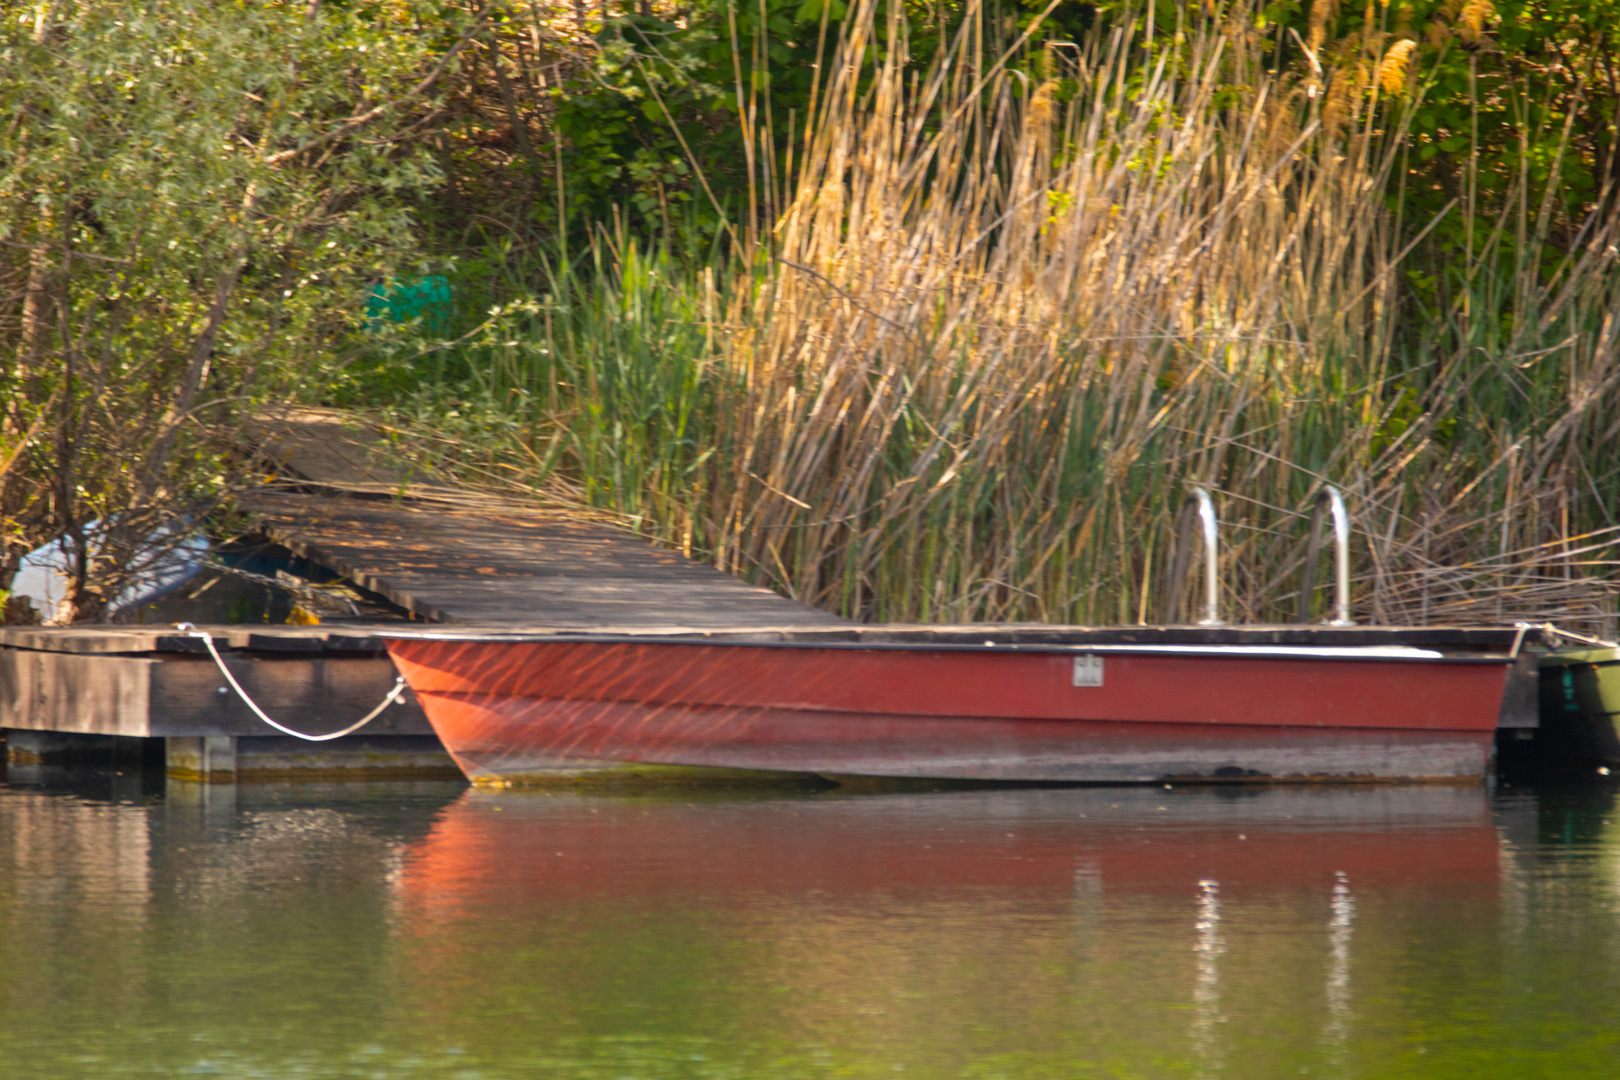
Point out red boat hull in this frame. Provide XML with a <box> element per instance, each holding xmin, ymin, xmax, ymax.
<box><xmin>383</xmin><ymin>637</ymin><xmax>1512</xmax><ymax>784</ymax></box>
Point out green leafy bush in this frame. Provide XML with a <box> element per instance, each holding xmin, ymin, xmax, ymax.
<box><xmin>0</xmin><ymin>0</ymin><xmax>473</xmax><ymax>619</ymax></box>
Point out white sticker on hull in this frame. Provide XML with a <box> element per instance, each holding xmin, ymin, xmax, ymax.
<box><xmin>1073</xmin><ymin>654</ymin><xmax>1105</xmax><ymax>687</ymax></box>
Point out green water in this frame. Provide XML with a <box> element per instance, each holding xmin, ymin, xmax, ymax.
<box><xmin>1</xmin><ymin>774</ymin><xmax>1617</xmax><ymax>1079</ymax></box>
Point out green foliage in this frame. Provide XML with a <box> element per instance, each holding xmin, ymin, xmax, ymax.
<box><xmin>0</xmin><ymin>0</ymin><xmax>468</xmax><ymax>618</ymax></box>
<box><xmin>552</xmin><ymin>0</ymin><xmax>830</xmax><ymax>239</ymax></box>
<box><xmin>356</xmin><ymin>230</ymin><xmax>726</xmax><ymax>529</ymax></box>
<box><xmin>1254</xmin><ymin>0</ymin><xmax>1620</xmax><ymax>257</ymax></box>
<box><xmin>550</xmin><ymin>0</ymin><xmax>1096</xmax><ymax>242</ymax></box>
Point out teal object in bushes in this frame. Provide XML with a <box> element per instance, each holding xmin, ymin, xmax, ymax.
<box><xmin>366</xmin><ymin>275</ymin><xmax>453</xmax><ymax>332</ymax></box>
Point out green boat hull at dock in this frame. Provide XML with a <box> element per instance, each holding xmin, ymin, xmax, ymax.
<box><xmin>1535</xmin><ymin>646</ymin><xmax>1620</xmax><ymax>768</ymax></box>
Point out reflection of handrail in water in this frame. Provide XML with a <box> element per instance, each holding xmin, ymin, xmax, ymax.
<box><xmin>1325</xmin><ymin>871</ymin><xmax>1355</xmax><ymax>1048</ymax></box>
<box><xmin>1191</xmin><ymin>878</ymin><xmax>1225</xmax><ymax>1075</ymax></box>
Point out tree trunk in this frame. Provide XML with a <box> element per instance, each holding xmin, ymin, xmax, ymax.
<box><xmin>14</xmin><ymin>232</ymin><xmax>57</xmax><ymax>392</ymax></box>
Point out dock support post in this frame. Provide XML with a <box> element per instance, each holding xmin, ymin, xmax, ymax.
<box><xmin>166</xmin><ymin>735</ymin><xmax>238</xmax><ymax>783</ymax></box>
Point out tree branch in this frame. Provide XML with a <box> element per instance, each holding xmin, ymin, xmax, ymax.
<box><xmin>262</xmin><ymin>3</ymin><xmax>495</xmax><ymax>166</ymax></box>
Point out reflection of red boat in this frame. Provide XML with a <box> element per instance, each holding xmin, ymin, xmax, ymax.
<box><xmin>392</xmin><ymin>782</ymin><xmax>1506</xmax><ymax>1070</ymax></box>
<box><xmin>397</xmin><ymin>787</ymin><xmax>1502</xmax><ymax>914</ymax></box>
<box><xmin>382</xmin><ymin>626</ymin><xmax>1529</xmax><ymax>785</ymax></box>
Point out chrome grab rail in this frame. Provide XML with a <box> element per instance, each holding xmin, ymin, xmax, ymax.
<box><xmin>1297</xmin><ymin>486</ymin><xmax>1355</xmax><ymax>626</ymax></box>
<box><xmin>1190</xmin><ymin>488</ymin><xmax>1223</xmax><ymax>626</ymax></box>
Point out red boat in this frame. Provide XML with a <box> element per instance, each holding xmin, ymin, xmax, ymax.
<box><xmin>380</xmin><ymin>624</ymin><xmax>1536</xmax><ymax>786</ymax></box>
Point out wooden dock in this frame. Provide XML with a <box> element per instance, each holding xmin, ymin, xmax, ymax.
<box><xmin>0</xmin><ymin>625</ymin><xmax>445</xmax><ymax>780</ymax></box>
<box><xmin>1</xmin><ymin>410</ymin><xmax>845</xmax><ymax>781</ymax></box>
<box><xmin>237</xmin><ymin>487</ymin><xmax>844</xmax><ymax>629</ymax></box>
<box><xmin>239</xmin><ymin>406</ymin><xmax>844</xmax><ymax>629</ymax></box>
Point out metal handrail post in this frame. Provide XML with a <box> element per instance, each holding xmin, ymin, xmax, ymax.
<box><xmin>1298</xmin><ymin>487</ymin><xmax>1355</xmax><ymax>626</ymax></box>
<box><xmin>1325</xmin><ymin>487</ymin><xmax>1353</xmax><ymax>626</ymax></box>
<box><xmin>1192</xmin><ymin>488</ymin><xmax>1223</xmax><ymax>626</ymax></box>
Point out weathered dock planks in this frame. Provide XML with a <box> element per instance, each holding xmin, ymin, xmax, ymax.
<box><xmin>244</xmin><ymin>407</ymin><xmax>843</xmax><ymax>629</ymax></box>
<box><xmin>236</xmin><ymin>486</ymin><xmax>847</xmax><ymax>628</ymax></box>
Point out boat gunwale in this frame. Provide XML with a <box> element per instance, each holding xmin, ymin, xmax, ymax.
<box><xmin>377</xmin><ymin>633</ymin><xmax>1519</xmax><ymax>664</ymax></box>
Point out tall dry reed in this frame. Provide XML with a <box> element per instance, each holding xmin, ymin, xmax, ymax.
<box><xmin>415</xmin><ymin>0</ymin><xmax>1620</xmax><ymax>630</ymax></box>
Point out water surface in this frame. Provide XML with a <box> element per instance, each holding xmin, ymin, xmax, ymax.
<box><xmin>1</xmin><ymin>772</ymin><xmax>1616</xmax><ymax>1078</ymax></box>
